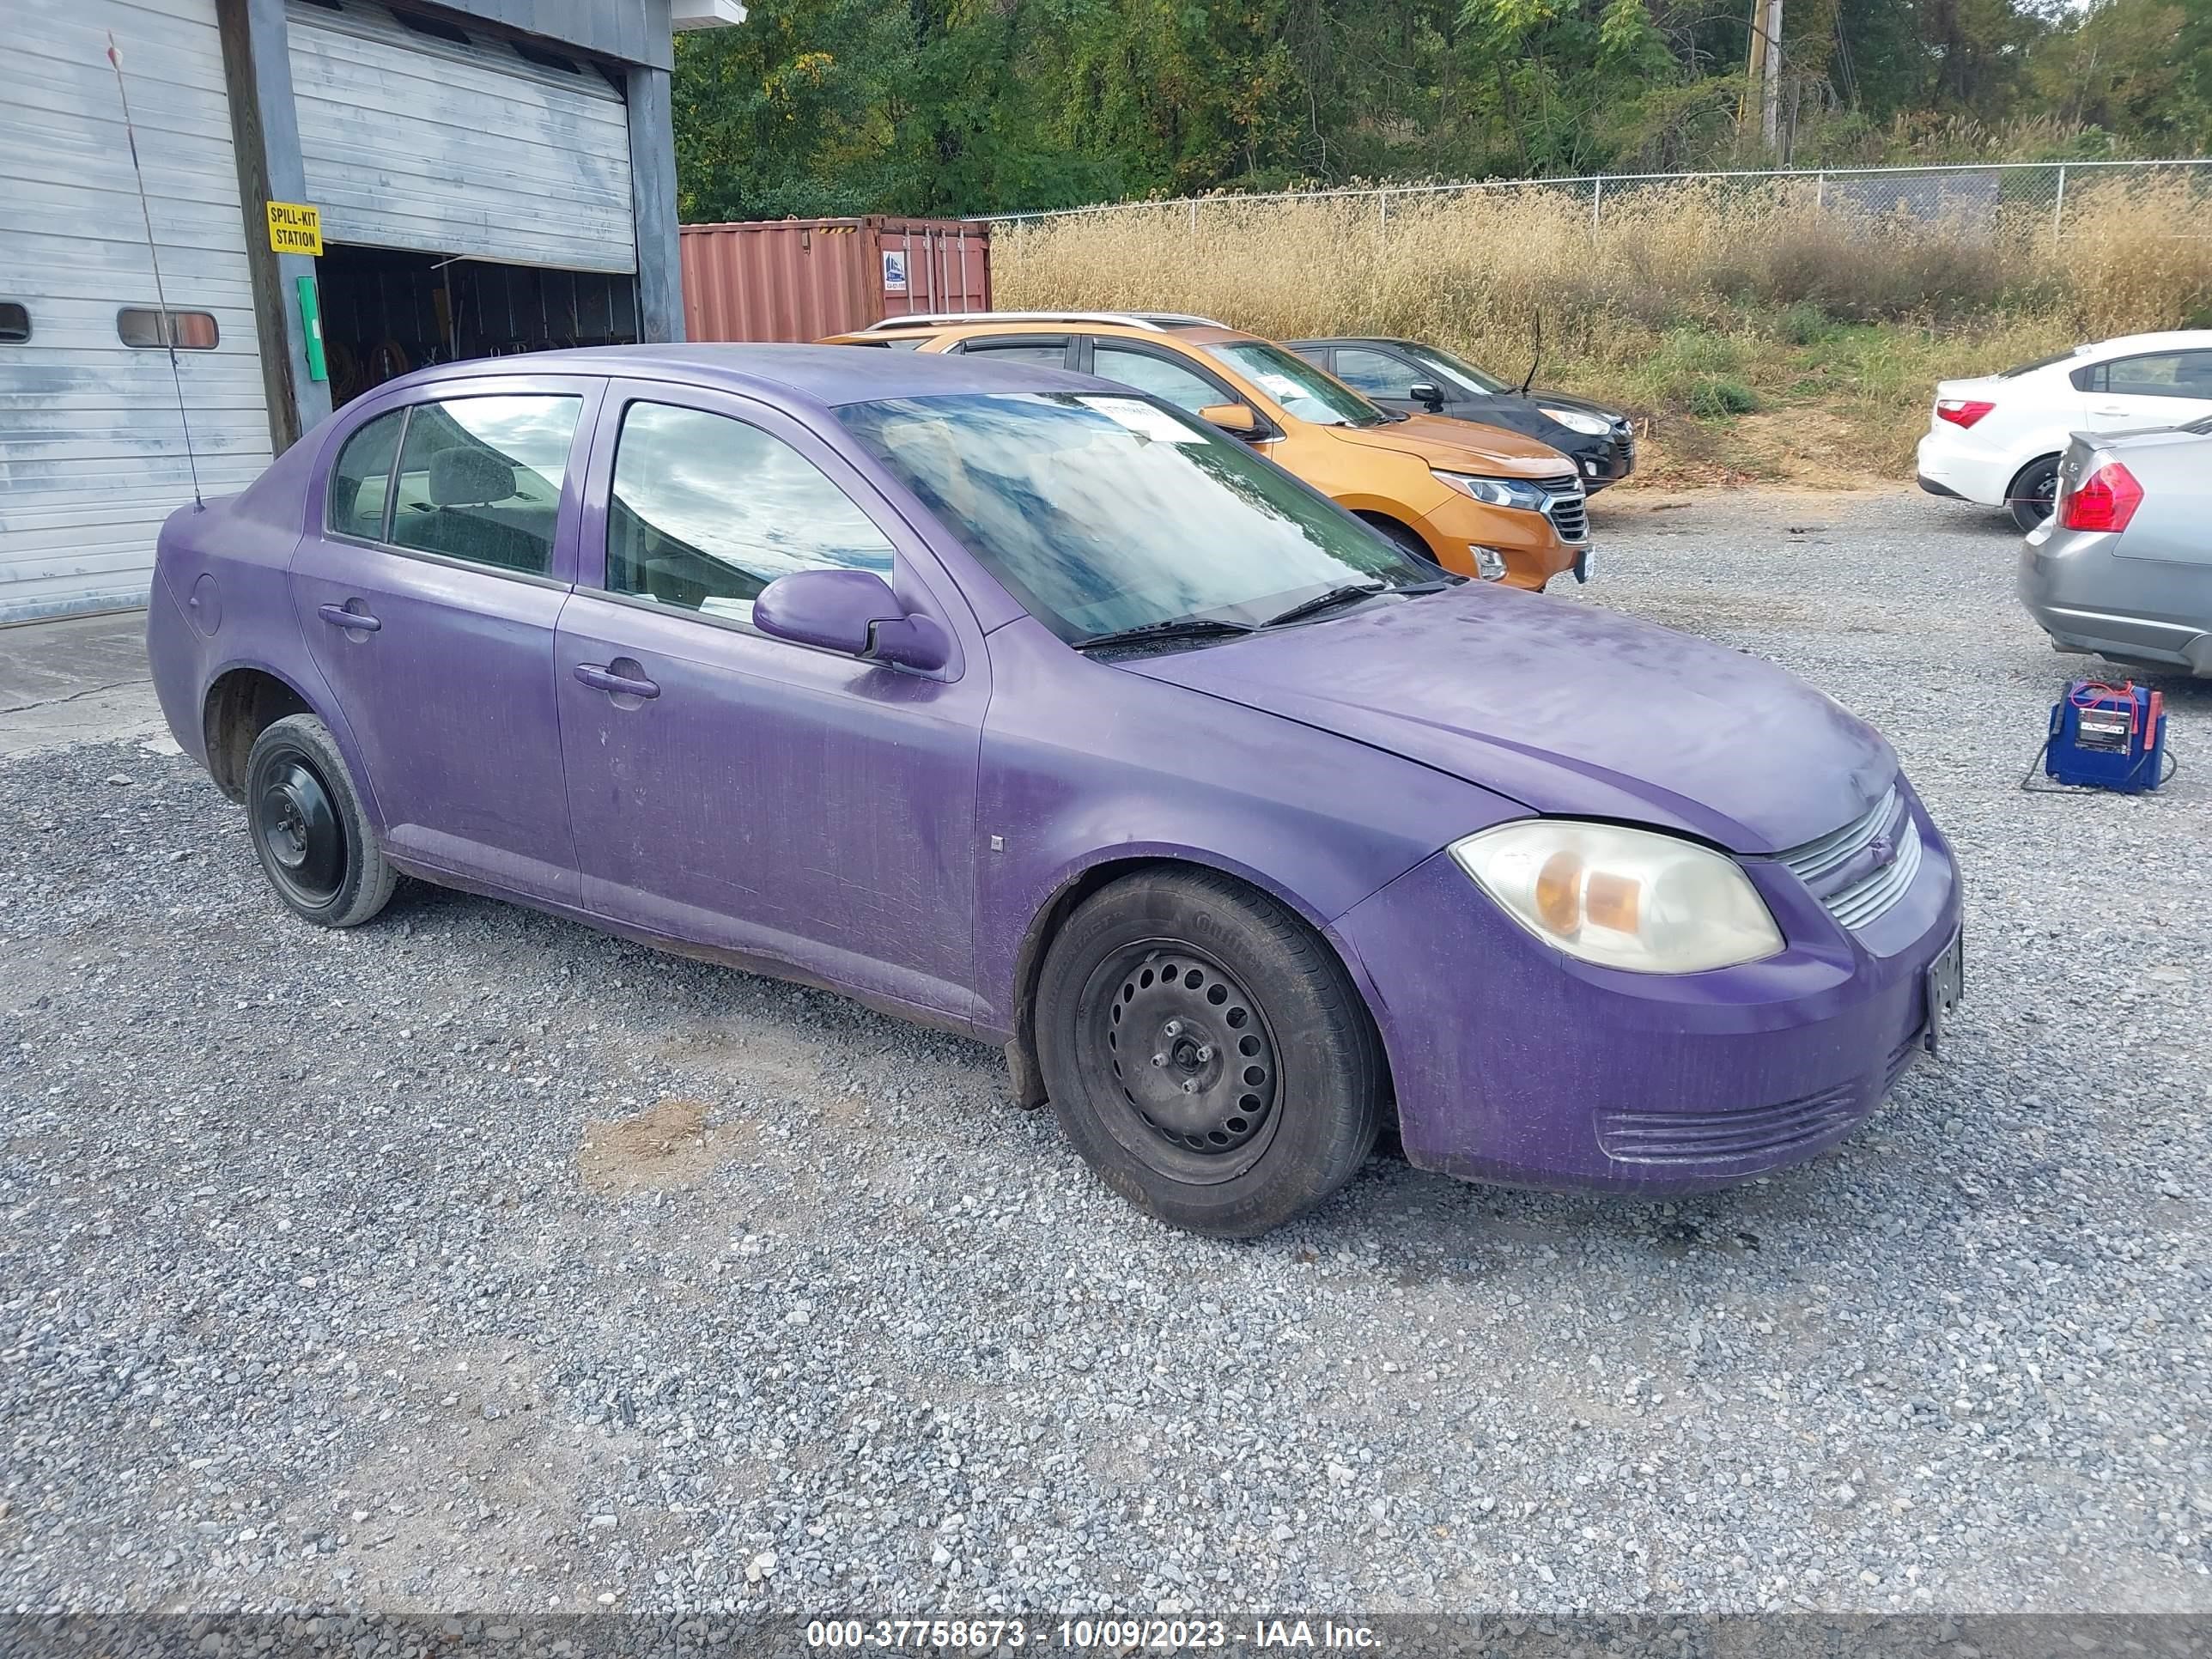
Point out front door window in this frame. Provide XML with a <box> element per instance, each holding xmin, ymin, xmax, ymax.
<box><xmin>605</xmin><ymin>402</ymin><xmax>895</xmax><ymax>625</ymax></box>
<box><xmin>1089</xmin><ymin>344</ymin><xmax>1232</xmax><ymax>416</ymax></box>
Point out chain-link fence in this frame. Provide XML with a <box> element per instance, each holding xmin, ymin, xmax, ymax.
<box><xmin>985</xmin><ymin>159</ymin><xmax>2212</xmax><ymax>242</ymax></box>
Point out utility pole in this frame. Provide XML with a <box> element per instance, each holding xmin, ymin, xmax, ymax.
<box><xmin>1760</xmin><ymin>0</ymin><xmax>1784</xmax><ymax>152</ymax></box>
<box><xmin>1741</xmin><ymin>0</ymin><xmax>1766</xmax><ymax>141</ymax></box>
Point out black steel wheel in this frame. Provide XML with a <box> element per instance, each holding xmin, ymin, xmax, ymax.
<box><xmin>255</xmin><ymin>754</ymin><xmax>344</xmax><ymax>908</ymax></box>
<box><xmin>242</xmin><ymin>714</ymin><xmax>396</xmax><ymax>927</ymax></box>
<box><xmin>1036</xmin><ymin>868</ymin><xmax>1385</xmax><ymax>1237</ymax></box>
<box><xmin>2008</xmin><ymin>455</ymin><xmax>2061</xmax><ymax>532</ymax></box>
<box><xmin>1079</xmin><ymin>940</ymin><xmax>1284</xmax><ymax>1184</ymax></box>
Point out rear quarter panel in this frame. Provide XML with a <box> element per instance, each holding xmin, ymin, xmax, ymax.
<box><xmin>149</xmin><ymin>422</ymin><xmax>374</xmax><ymax>810</ymax></box>
<box><xmin>2111</xmin><ymin>429</ymin><xmax>2212</xmax><ymax>567</ymax></box>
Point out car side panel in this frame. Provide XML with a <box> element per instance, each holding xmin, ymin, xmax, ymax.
<box><xmin>146</xmin><ymin>443</ymin><xmax>382</xmax><ymax>821</ymax></box>
<box><xmin>971</xmin><ymin>616</ymin><xmax>1518</xmax><ymax>1045</ymax></box>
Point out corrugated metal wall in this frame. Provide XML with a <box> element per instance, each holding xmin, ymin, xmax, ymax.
<box><xmin>0</xmin><ymin>0</ymin><xmax>275</xmax><ymax>625</ymax></box>
<box><xmin>288</xmin><ymin>0</ymin><xmax>638</xmax><ymax>273</ymax></box>
<box><xmin>681</xmin><ymin>218</ymin><xmax>991</xmax><ymax>343</ymax></box>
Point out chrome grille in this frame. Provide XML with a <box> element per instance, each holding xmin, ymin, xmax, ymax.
<box><xmin>1538</xmin><ymin>475</ymin><xmax>1589</xmax><ymax>543</ymax></box>
<box><xmin>1781</xmin><ymin>786</ymin><xmax>1899</xmax><ymax>884</ymax></box>
<box><xmin>1778</xmin><ymin>785</ymin><xmax>1921</xmax><ymax>931</ymax></box>
<box><xmin>1828</xmin><ymin>819</ymin><xmax>1923</xmax><ymax>929</ymax></box>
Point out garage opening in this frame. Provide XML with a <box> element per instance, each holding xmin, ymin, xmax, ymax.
<box><xmin>315</xmin><ymin>243</ymin><xmax>640</xmax><ymax>405</ymax></box>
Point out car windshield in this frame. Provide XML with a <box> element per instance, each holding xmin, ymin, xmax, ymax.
<box><xmin>837</xmin><ymin>392</ymin><xmax>1436</xmax><ymax>644</ymax></box>
<box><xmin>1202</xmin><ymin>340</ymin><xmax>1391</xmax><ymax>428</ymax></box>
<box><xmin>1406</xmin><ymin>343</ymin><xmax>1512</xmax><ymax>396</ymax></box>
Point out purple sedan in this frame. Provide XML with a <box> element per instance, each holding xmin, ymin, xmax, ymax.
<box><xmin>146</xmin><ymin>345</ymin><xmax>1963</xmax><ymax>1236</ymax></box>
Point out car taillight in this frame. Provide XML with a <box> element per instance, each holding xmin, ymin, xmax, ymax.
<box><xmin>2059</xmin><ymin>461</ymin><xmax>2144</xmax><ymax>532</ymax></box>
<box><xmin>1936</xmin><ymin>398</ymin><xmax>1995</xmax><ymax>428</ymax></box>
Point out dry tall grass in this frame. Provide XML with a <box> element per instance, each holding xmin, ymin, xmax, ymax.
<box><xmin>995</xmin><ymin>178</ymin><xmax>2212</xmax><ymax>482</ymax></box>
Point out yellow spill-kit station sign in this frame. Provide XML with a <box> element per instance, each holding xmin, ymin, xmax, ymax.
<box><xmin>267</xmin><ymin>201</ymin><xmax>323</xmax><ymax>256</ymax></box>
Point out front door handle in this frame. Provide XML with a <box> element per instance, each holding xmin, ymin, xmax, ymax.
<box><xmin>318</xmin><ymin>602</ymin><xmax>381</xmax><ymax>632</ymax></box>
<box><xmin>574</xmin><ymin>662</ymin><xmax>660</xmax><ymax>700</ymax></box>
<box><xmin>2091</xmin><ymin>405</ymin><xmax>2130</xmax><ymax>417</ymax></box>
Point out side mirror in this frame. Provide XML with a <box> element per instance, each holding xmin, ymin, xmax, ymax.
<box><xmin>1197</xmin><ymin>402</ymin><xmax>1266</xmax><ymax>440</ymax></box>
<box><xmin>752</xmin><ymin>568</ymin><xmax>951</xmax><ymax>673</ymax></box>
<box><xmin>1407</xmin><ymin>381</ymin><xmax>1444</xmax><ymax>410</ymax></box>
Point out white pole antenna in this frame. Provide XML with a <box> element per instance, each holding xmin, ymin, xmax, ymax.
<box><xmin>106</xmin><ymin>33</ymin><xmax>204</xmax><ymax>510</ymax></box>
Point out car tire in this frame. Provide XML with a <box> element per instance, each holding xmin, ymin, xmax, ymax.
<box><xmin>1358</xmin><ymin>514</ymin><xmax>1437</xmax><ymax>564</ymax></box>
<box><xmin>243</xmin><ymin>714</ymin><xmax>397</xmax><ymax>928</ymax></box>
<box><xmin>1036</xmin><ymin>868</ymin><xmax>1384</xmax><ymax>1237</ymax></box>
<box><xmin>2008</xmin><ymin>455</ymin><xmax>2061</xmax><ymax>532</ymax></box>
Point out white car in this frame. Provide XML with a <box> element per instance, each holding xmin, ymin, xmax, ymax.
<box><xmin>1916</xmin><ymin>330</ymin><xmax>2212</xmax><ymax>531</ymax></box>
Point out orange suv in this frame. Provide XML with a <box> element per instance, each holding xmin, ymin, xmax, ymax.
<box><xmin>821</xmin><ymin>312</ymin><xmax>1591</xmax><ymax>588</ymax></box>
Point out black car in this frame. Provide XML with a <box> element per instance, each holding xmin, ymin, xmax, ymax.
<box><xmin>1289</xmin><ymin>337</ymin><xmax>1637</xmax><ymax>490</ymax></box>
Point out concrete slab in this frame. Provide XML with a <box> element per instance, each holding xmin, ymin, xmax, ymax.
<box><xmin>0</xmin><ymin>610</ymin><xmax>173</xmax><ymax>759</ymax></box>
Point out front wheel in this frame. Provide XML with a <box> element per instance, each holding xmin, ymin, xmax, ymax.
<box><xmin>1358</xmin><ymin>513</ymin><xmax>1438</xmax><ymax>564</ymax></box>
<box><xmin>243</xmin><ymin>714</ymin><xmax>396</xmax><ymax>927</ymax></box>
<box><xmin>1036</xmin><ymin>869</ymin><xmax>1384</xmax><ymax>1237</ymax></box>
<box><xmin>2008</xmin><ymin>455</ymin><xmax>2061</xmax><ymax>532</ymax></box>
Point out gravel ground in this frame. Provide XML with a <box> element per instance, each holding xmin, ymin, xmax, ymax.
<box><xmin>1</xmin><ymin>488</ymin><xmax>2207</xmax><ymax>1622</ymax></box>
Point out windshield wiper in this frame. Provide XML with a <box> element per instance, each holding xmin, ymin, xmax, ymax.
<box><xmin>1261</xmin><ymin>576</ymin><xmax>1462</xmax><ymax>629</ymax></box>
<box><xmin>1257</xmin><ymin>581</ymin><xmax>1389</xmax><ymax>628</ymax></box>
<box><xmin>1074</xmin><ymin>614</ymin><xmax>1257</xmax><ymax>653</ymax></box>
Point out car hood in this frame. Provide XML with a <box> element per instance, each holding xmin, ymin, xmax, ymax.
<box><xmin>1119</xmin><ymin>585</ymin><xmax>1895</xmax><ymax>854</ymax></box>
<box><xmin>1328</xmin><ymin>413</ymin><xmax>1570</xmax><ymax>479</ymax></box>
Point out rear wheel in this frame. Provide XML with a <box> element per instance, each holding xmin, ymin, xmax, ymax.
<box><xmin>2008</xmin><ymin>454</ymin><xmax>2061</xmax><ymax>532</ymax></box>
<box><xmin>1036</xmin><ymin>869</ymin><xmax>1383</xmax><ymax>1237</ymax></box>
<box><xmin>243</xmin><ymin>714</ymin><xmax>396</xmax><ymax>927</ymax></box>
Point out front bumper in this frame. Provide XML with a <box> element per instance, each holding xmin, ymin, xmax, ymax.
<box><xmin>1330</xmin><ymin>781</ymin><xmax>1961</xmax><ymax>1195</ymax></box>
<box><xmin>1413</xmin><ymin>495</ymin><xmax>1579</xmax><ymax>591</ymax></box>
<box><xmin>1572</xmin><ymin>432</ymin><xmax>1635</xmax><ymax>490</ymax></box>
<box><xmin>2019</xmin><ymin>529</ymin><xmax>2212</xmax><ymax>674</ymax></box>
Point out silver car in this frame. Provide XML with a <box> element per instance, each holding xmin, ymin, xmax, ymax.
<box><xmin>2020</xmin><ymin>416</ymin><xmax>2212</xmax><ymax>678</ymax></box>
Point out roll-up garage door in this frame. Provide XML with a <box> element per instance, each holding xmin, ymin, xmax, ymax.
<box><xmin>287</xmin><ymin>0</ymin><xmax>637</xmax><ymax>274</ymax></box>
<box><xmin>0</xmin><ymin>0</ymin><xmax>273</xmax><ymax>625</ymax></box>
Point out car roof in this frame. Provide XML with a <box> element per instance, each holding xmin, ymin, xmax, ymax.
<box><xmin>860</xmin><ymin>310</ymin><xmax>1230</xmax><ymax>334</ymax></box>
<box><xmin>372</xmin><ymin>342</ymin><xmax>1103</xmax><ymax>408</ymax></box>
<box><xmin>2081</xmin><ymin>330</ymin><xmax>2212</xmax><ymax>359</ymax></box>
<box><xmin>858</xmin><ymin>316</ymin><xmax>1256</xmax><ymax>348</ymax></box>
<box><xmin>1285</xmin><ymin>337</ymin><xmax>1420</xmax><ymax>349</ymax></box>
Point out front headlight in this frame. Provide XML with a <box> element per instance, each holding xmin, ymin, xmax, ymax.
<box><xmin>1540</xmin><ymin>406</ymin><xmax>1613</xmax><ymax>436</ymax></box>
<box><xmin>1434</xmin><ymin>471</ymin><xmax>1547</xmax><ymax>511</ymax></box>
<box><xmin>1449</xmin><ymin>821</ymin><xmax>1784</xmax><ymax>974</ymax></box>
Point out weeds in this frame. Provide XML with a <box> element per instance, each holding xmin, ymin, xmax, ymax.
<box><xmin>996</xmin><ymin>176</ymin><xmax>2212</xmax><ymax>483</ymax></box>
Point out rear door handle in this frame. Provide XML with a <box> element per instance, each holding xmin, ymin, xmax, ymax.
<box><xmin>573</xmin><ymin>662</ymin><xmax>659</xmax><ymax>700</ymax></box>
<box><xmin>318</xmin><ymin>603</ymin><xmax>380</xmax><ymax>632</ymax></box>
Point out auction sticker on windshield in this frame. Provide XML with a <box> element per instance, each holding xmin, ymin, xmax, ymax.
<box><xmin>1085</xmin><ymin>397</ymin><xmax>1206</xmax><ymax>442</ymax></box>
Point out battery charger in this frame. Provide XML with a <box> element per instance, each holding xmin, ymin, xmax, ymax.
<box><xmin>2041</xmin><ymin>680</ymin><xmax>2170</xmax><ymax>794</ymax></box>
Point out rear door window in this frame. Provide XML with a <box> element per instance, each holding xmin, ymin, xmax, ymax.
<box><xmin>950</xmin><ymin>337</ymin><xmax>1073</xmax><ymax>368</ymax></box>
<box><xmin>388</xmin><ymin>394</ymin><xmax>583</xmax><ymax>575</ymax></box>
<box><xmin>327</xmin><ymin>409</ymin><xmax>407</xmax><ymax>540</ymax></box>
<box><xmin>2089</xmin><ymin>351</ymin><xmax>2212</xmax><ymax>399</ymax></box>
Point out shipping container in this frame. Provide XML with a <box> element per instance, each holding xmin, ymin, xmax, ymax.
<box><xmin>680</xmin><ymin>216</ymin><xmax>993</xmax><ymax>343</ymax></box>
